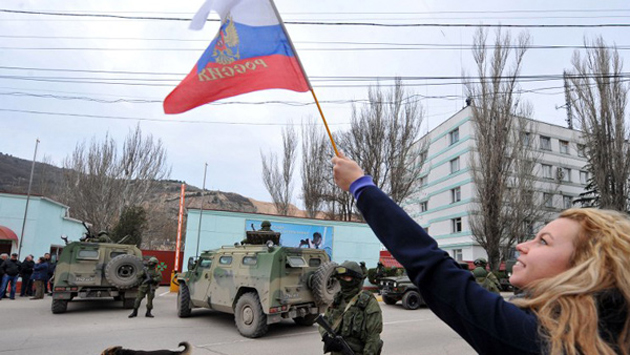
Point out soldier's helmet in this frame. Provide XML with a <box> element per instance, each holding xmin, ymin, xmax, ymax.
<box><xmin>261</xmin><ymin>220</ymin><xmax>271</xmax><ymax>228</ymax></box>
<box><xmin>474</xmin><ymin>258</ymin><xmax>487</xmax><ymax>267</ymax></box>
<box><xmin>148</xmin><ymin>256</ymin><xmax>159</xmax><ymax>266</ymax></box>
<box><xmin>335</xmin><ymin>261</ymin><xmax>365</xmax><ymax>280</ymax></box>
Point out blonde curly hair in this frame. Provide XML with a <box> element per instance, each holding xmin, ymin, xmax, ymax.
<box><xmin>511</xmin><ymin>208</ymin><xmax>630</xmax><ymax>355</ymax></box>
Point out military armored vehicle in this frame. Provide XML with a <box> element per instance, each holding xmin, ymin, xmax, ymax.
<box><xmin>176</xmin><ymin>229</ymin><xmax>339</xmax><ymax>338</ymax></box>
<box><xmin>378</xmin><ymin>275</ymin><xmax>424</xmax><ymax>310</ymax></box>
<box><xmin>51</xmin><ymin>224</ymin><xmax>144</xmax><ymax>314</ymax></box>
<box><xmin>378</xmin><ymin>261</ymin><xmax>469</xmax><ymax>310</ymax></box>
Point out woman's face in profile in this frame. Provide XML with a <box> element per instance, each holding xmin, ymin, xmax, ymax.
<box><xmin>509</xmin><ymin>218</ymin><xmax>579</xmax><ymax>289</ymax></box>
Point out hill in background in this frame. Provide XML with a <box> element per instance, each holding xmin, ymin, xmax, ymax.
<box><xmin>0</xmin><ymin>152</ymin><xmax>306</xmax><ymax>250</ymax></box>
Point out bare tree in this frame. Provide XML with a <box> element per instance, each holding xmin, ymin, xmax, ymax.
<box><xmin>343</xmin><ymin>78</ymin><xmax>427</xmax><ymax>206</ymax></box>
<box><xmin>261</xmin><ymin>126</ymin><xmax>297</xmax><ymax>215</ymax></box>
<box><xmin>465</xmin><ymin>28</ymin><xmax>550</xmax><ymax>271</ymax></box>
<box><xmin>300</xmin><ymin>117</ymin><xmax>328</xmax><ymax>218</ymax></box>
<box><xmin>61</xmin><ymin>125</ymin><xmax>170</xmax><ymax>231</ymax></box>
<box><xmin>566</xmin><ymin>36</ymin><xmax>630</xmax><ymax>212</ymax></box>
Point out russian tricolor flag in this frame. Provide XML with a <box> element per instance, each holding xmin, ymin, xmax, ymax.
<box><xmin>164</xmin><ymin>0</ymin><xmax>310</xmax><ymax>114</ymax></box>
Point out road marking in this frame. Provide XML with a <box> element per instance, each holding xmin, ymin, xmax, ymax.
<box><xmin>159</xmin><ymin>291</ymin><xmax>170</xmax><ymax>297</ymax></box>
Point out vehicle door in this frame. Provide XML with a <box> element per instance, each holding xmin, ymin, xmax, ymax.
<box><xmin>70</xmin><ymin>245</ymin><xmax>103</xmax><ymax>286</ymax></box>
<box><xmin>189</xmin><ymin>256</ymin><xmax>214</xmax><ymax>306</ymax></box>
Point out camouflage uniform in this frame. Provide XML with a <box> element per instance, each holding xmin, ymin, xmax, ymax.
<box><xmin>472</xmin><ymin>258</ymin><xmax>500</xmax><ymax>294</ymax></box>
<box><xmin>320</xmin><ymin>261</ymin><xmax>383</xmax><ymax>355</ymax></box>
<box><xmin>129</xmin><ymin>257</ymin><xmax>162</xmax><ymax>318</ymax></box>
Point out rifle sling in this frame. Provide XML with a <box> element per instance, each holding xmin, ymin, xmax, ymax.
<box><xmin>331</xmin><ymin>293</ymin><xmax>361</xmax><ymax>332</ymax></box>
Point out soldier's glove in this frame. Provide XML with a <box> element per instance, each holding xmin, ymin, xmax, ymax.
<box><xmin>322</xmin><ymin>333</ymin><xmax>344</xmax><ymax>353</ymax></box>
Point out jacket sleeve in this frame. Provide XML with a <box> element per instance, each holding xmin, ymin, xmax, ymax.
<box><xmin>356</xmin><ymin>186</ymin><xmax>542</xmax><ymax>355</ymax></box>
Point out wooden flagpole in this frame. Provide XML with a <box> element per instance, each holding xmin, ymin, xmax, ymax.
<box><xmin>268</xmin><ymin>0</ymin><xmax>339</xmax><ymax>156</ymax></box>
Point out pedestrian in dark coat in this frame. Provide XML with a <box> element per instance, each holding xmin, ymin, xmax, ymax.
<box><xmin>0</xmin><ymin>253</ymin><xmax>7</xmax><ymax>296</ymax></box>
<box><xmin>19</xmin><ymin>254</ymin><xmax>35</xmax><ymax>297</ymax></box>
<box><xmin>31</xmin><ymin>257</ymin><xmax>48</xmax><ymax>300</ymax></box>
<box><xmin>44</xmin><ymin>252</ymin><xmax>56</xmax><ymax>294</ymax></box>
<box><xmin>0</xmin><ymin>253</ymin><xmax>21</xmax><ymax>300</ymax></box>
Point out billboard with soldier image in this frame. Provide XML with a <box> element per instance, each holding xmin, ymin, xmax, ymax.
<box><xmin>246</xmin><ymin>220</ymin><xmax>333</xmax><ymax>259</ymax></box>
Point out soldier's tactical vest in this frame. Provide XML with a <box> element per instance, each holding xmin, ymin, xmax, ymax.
<box><xmin>336</xmin><ymin>290</ymin><xmax>382</xmax><ymax>354</ymax></box>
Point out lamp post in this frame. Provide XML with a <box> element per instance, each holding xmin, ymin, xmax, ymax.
<box><xmin>18</xmin><ymin>138</ymin><xmax>39</xmax><ymax>259</ymax></box>
<box><xmin>195</xmin><ymin>163</ymin><xmax>208</xmax><ymax>257</ymax></box>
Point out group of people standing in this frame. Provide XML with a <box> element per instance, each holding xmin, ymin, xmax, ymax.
<box><xmin>0</xmin><ymin>252</ymin><xmax>55</xmax><ymax>300</ymax></box>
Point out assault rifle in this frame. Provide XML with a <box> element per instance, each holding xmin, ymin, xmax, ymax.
<box><xmin>315</xmin><ymin>314</ymin><xmax>355</xmax><ymax>355</ymax></box>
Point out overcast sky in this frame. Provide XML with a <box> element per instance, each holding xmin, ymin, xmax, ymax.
<box><xmin>1</xmin><ymin>0</ymin><xmax>630</xmax><ymax>205</ymax></box>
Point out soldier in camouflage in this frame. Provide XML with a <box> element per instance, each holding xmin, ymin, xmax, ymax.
<box><xmin>259</xmin><ymin>220</ymin><xmax>272</xmax><ymax>231</ymax></box>
<box><xmin>472</xmin><ymin>258</ymin><xmax>500</xmax><ymax>294</ymax></box>
<box><xmin>319</xmin><ymin>261</ymin><xmax>383</xmax><ymax>355</ymax></box>
<box><xmin>129</xmin><ymin>256</ymin><xmax>162</xmax><ymax>318</ymax></box>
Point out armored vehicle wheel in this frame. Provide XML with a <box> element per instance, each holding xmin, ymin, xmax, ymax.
<box><xmin>293</xmin><ymin>314</ymin><xmax>318</xmax><ymax>326</ymax></box>
<box><xmin>177</xmin><ymin>283</ymin><xmax>192</xmax><ymax>318</ymax></box>
<box><xmin>402</xmin><ymin>290</ymin><xmax>423</xmax><ymax>310</ymax></box>
<box><xmin>382</xmin><ymin>295</ymin><xmax>398</xmax><ymax>305</ymax></box>
<box><xmin>104</xmin><ymin>254</ymin><xmax>143</xmax><ymax>289</ymax></box>
<box><xmin>122</xmin><ymin>297</ymin><xmax>135</xmax><ymax>309</ymax></box>
<box><xmin>310</xmin><ymin>261</ymin><xmax>340</xmax><ymax>306</ymax></box>
<box><xmin>234</xmin><ymin>292</ymin><xmax>268</xmax><ymax>338</ymax></box>
<box><xmin>51</xmin><ymin>299</ymin><xmax>68</xmax><ymax>314</ymax></box>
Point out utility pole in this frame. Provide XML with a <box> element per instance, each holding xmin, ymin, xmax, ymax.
<box><xmin>18</xmin><ymin>138</ymin><xmax>39</xmax><ymax>259</ymax></box>
<box><xmin>563</xmin><ymin>70</ymin><xmax>573</xmax><ymax>129</ymax></box>
<box><xmin>195</xmin><ymin>163</ymin><xmax>208</xmax><ymax>257</ymax></box>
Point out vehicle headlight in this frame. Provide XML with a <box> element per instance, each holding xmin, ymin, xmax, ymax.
<box><xmin>392</xmin><ymin>282</ymin><xmax>397</xmax><ymax>288</ymax></box>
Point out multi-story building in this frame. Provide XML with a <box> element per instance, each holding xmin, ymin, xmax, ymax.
<box><xmin>402</xmin><ymin>106</ymin><xmax>588</xmax><ymax>262</ymax></box>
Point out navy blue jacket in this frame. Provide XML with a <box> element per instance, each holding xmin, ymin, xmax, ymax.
<box><xmin>32</xmin><ymin>262</ymin><xmax>48</xmax><ymax>281</ymax></box>
<box><xmin>357</xmin><ymin>185</ymin><xmax>542</xmax><ymax>355</ymax></box>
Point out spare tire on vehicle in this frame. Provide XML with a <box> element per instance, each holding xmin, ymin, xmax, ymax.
<box><xmin>310</xmin><ymin>261</ymin><xmax>340</xmax><ymax>306</ymax></box>
<box><xmin>104</xmin><ymin>254</ymin><xmax>144</xmax><ymax>289</ymax></box>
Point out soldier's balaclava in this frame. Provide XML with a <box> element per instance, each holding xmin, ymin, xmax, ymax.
<box><xmin>336</xmin><ymin>261</ymin><xmax>364</xmax><ymax>298</ymax></box>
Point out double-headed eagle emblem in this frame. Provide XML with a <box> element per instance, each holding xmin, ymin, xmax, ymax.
<box><xmin>212</xmin><ymin>14</ymin><xmax>240</xmax><ymax>65</ymax></box>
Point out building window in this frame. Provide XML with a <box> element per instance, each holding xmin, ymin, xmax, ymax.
<box><xmin>542</xmin><ymin>164</ymin><xmax>553</xmax><ymax>179</ymax></box>
<box><xmin>579</xmin><ymin>171</ymin><xmax>589</xmax><ymax>185</ymax></box>
<box><xmin>522</xmin><ymin>132</ymin><xmax>531</xmax><ymax>147</ymax></box>
<box><xmin>540</xmin><ymin>136</ymin><xmax>552</xmax><ymax>151</ymax></box>
<box><xmin>577</xmin><ymin>144</ymin><xmax>586</xmax><ymax>157</ymax></box>
<box><xmin>419</xmin><ymin>175</ymin><xmax>428</xmax><ymax>187</ymax></box>
<box><xmin>558</xmin><ymin>167</ymin><xmax>571</xmax><ymax>182</ymax></box>
<box><xmin>449</xmin><ymin>128</ymin><xmax>460</xmax><ymax>145</ymax></box>
<box><xmin>452</xmin><ymin>217</ymin><xmax>462</xmax><ymax>233</ymax></box>
<box><xmin>563</xmin><ymin>195</ymin><xmax>573</xmax><ymax>209</ymax></box>
<box><xmin>544</xmin><ymin>193</ymin><xmax>554</xmax><ymax>208</ymax></box>
<box><xmin>452</xmin><ymin>249</ymin><xmax>463</xmax><ymax>261</ymax></box>
<box><xmin>450</xmin><ymin>157</ymin><xmax>460</xmax><ymax>174</ymax></box>
<box><xmin>559</xmin><ymin>140</ymin><xmax>569</xmax><ymax>154</ymax></box>
<box><xmin>420</xmin><ymin>201</ymin><xmax>428</xmax><ymax>212</ymax></box>
<box><xmin>451</xmin><ymin>187</ymin><xmax>461</xmax><ymax>203</ymax></box>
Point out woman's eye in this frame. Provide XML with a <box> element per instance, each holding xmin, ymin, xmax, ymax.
<box><xmin>539</xmin><ymin>238</ymin><xmax>548</xmax><ymax>245</ymax></box>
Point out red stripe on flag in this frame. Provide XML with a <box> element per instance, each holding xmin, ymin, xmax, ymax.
<box><xmin>164</xmin><ymin>54</ymin><xmax>309</xmax><ymax>114</ymax></box>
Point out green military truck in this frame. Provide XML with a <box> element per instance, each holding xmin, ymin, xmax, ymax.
<box><xmin>378</xmin><ymin>275</ymin><xmax>424</xmax><ymax>310</ymax></box>
<box><xmin>378</xmin><ymin>261</ymin><xmax>469</xmax><ymax>310</ymax></box>
<box><xmin>51</xmin><ymin>231</ymin><xmax>144</xmax><ymax>314</ymax></box>
<box><xmin>176</xmin><ymin>230</ymin><xmax>339</xmax><ymax>338</ymax></box>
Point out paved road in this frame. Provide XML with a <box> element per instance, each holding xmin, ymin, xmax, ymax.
<box><xmin>0</xmin><ymin>288</ymin><xmax>478</xmax><ymax>355</ymax></box>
